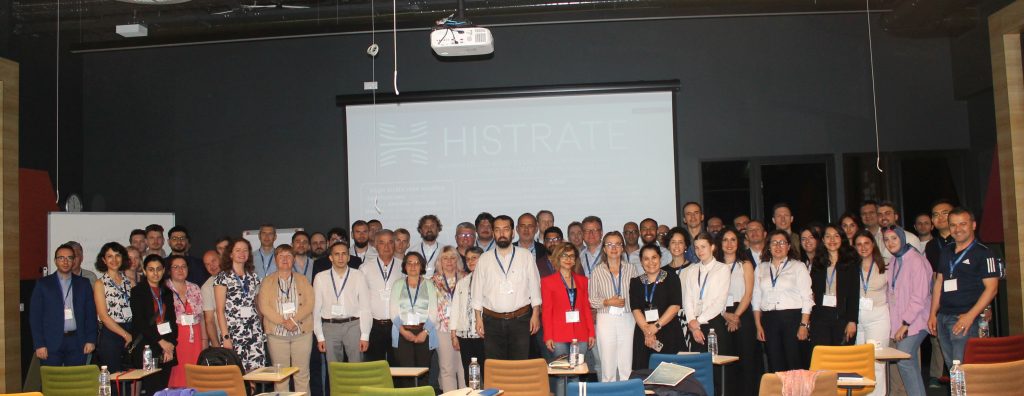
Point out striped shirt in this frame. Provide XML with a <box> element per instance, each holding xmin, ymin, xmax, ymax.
<box><xmin>588</xmin><ymin>261</ymin><xmax>640</xmax><ymax>313</ymax></box>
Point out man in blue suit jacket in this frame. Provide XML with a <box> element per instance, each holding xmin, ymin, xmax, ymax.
<box><xmin>31</xmin><ymin>243</ymin><xmax>97</xmax><ymax>366</ymax></box>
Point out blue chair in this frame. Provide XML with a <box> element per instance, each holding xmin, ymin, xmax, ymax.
<box><xmin>195</xmin><ymin>392</ymin><xmax>228</xmax><ymax>396</ymax></box>
<box><xmin>567</xmin><ymin>379</ymin><xmax>645</xmax><ymax>395</ymax></box>
<box><xmin>648</xmin><ymin>353</ymin><xmax>714</xmax><ymax>396</ymax></box>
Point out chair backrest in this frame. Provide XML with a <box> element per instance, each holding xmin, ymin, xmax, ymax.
<box><xmin>40</xmin><ymin>365</ymin><xmax>99</xmax><ymax>396</ymax></box>
<box><xmin>758</xmin><ymin>371</ymin><xmax>838</xmax><ymax>396</ymax></box>
<box><xmin>567</xmin><ymin>379</ymin><xmax>645</xmax><ymax>395</ymax></box>
<box><xmin>328</xmin><ymin>360</ymin><xmax>393</xmax><ymax>395</ymax></box>
<box><xmin>194</xmin><ymin>392</ymin><xmax>228</xmax><ymax>396</ymax></box>
<box><xmin>648</xmin><ymin>353</ymin><xmax>714</xmax><ymax>396</ymax></box>
<box><xmin>483</xmin><ymin>358</ymin><xmax>550</xmax><ymax>396</ymax></box>
<box><xmin>961</xmin><ymin>359</ymin><xmax>1024</xmax><ymax>396</ymax></box>
<box><xmin>963</xmin><ymin>335</ymin><xmax>1024</xmax><ymax>364</ymax></box>
<box><xmin>184</xmin><ymin>364</ymin><xmax>247</xmax><ymax>396</ymax></box>
<box><xmin>2</xmin><ymin>392</ymin><xmax>44</xmax><ymax>396</ymax></box>
<box><xmin>809</xmin><ymin>344</ymin><xmax>875</xmax><ymax>396</ymax></box>
<box><xmin>358</xmin><ymin>386</ymin><xmax>435</xmax><ymax>396</ymax></box>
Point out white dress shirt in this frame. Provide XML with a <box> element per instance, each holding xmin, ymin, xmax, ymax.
<box><xmin>681</xmin><ymin>259</ymin><xmax>731</xmax><ymax>324</ymax></box>
<box><xmin>413</xmin><ymin>241</ymin><xmax>441</xmax><ymax>278</ymax></box>
<box><xmin>471</xmin><ymin>246</ymin><xmax>542</xmax><ymax>313</ymax></box>
<box><xmin>751</xmin><ymin>259</ymin><xmax>814</xmax><ymax>314</ymax></box>
<box><xmin>354</xmin><ymin>245</ymin><xmax>379</xmax><ymax>264</ymax></box>
<box><xmin>726</xmin><ymin>261</ymin><xmax>748</xmax><ymax>307</ymax></box>
<box><xmin>358</xmin><ymin>256</ymin><xmax>400</xmax><ymax>320</ymax></box>
<box><xmin>312</xmin><ymin>266</ymin><xmax>372</xmax><ymax>342</ymax></box>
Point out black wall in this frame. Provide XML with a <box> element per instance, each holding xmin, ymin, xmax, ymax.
<box><xmin>79</xmin><ymin>13</ymin><xmax>969</xmax><ymax>248</ymax></box>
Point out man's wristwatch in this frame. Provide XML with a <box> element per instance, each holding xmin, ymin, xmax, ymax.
<box><xmin>654</xmin><ymin>322</ymin><xmax>662</xmax><ymax>330</ymax></box>
<box><xmin>799</xmin><ymin>322</ymin><xmax>810</xmax><ymax>329</ymax></box>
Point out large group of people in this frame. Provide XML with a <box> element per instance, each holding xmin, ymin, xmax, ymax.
<box><xmin>28</xmin><ymin>199</ymin><xmax>1002</xmax><ymax>396</ymax></box>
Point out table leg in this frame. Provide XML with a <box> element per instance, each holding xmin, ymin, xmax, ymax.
<box><xmin>884</xmin><ymin>361</ymin><xmax>891</xmax><ymax>396</ymax></box>
<box><xmin>414</xmin><ymin>375</ymin><xmax>419</xmax><ymax>387</ymax></box>
<box><xmin>846</xmin><ymin>389</ymin><xmax>854</xmax><ymax>396</ymax></box>
<box><xmin>719</xmin><ymin>365</ymin><xmax>726</xmax><ymax>396</ymax></box>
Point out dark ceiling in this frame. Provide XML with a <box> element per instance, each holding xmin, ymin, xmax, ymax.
<box><xmin>12</xmin><ymin>0</ymin><xmax>979</xmax><ymax>51</ymax></box>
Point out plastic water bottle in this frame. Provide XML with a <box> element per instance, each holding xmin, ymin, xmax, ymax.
<box><xmin>979</xmin><ymin>307</ymin><xmax>991</xmax><ymax>338</ymax></box>
<box><xmin>708</xmin><ymin>328</ymin><xmax>719</xmax><ymax>356</ymax></box>
<box><xmin>468</xmin><ymin>357</ymin><xmax>481</xmax><ymax>390</ymax></box>
<box><xmin>98</xmin><ymin>365</ymin><xmax>111</xmax><ymax>396</ymax></box>
<box><xmin>569</xmin><ymin>339</ymin><xmax>580</xmax><ymax>368</ymax></box>
<box><xmin>950</xmin><ymin>360</ymin><xmax>966</xmax><ymax>396</ymax></box>
<box><xmin>142</xmin><ymin>345</ymin><xmax>154</xmax><ymax>370</ymax></box>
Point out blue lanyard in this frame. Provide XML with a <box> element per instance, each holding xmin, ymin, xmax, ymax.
<box><xmin>697</xmin><ymin>265</ymin><xmax>711</xmax><ymax>300</ymax></box>
<box><xmin>169</xmin><ymin>281</ymin><xmax>188</xmax><ymax>309</ymax></box>
<box><xmin>559</xmin><ymin>273</ymin><xmax>577</xmax><ymax>310</ymax></box>
<box><xmin>826</xmin><ymin>265</ymin><xmax>837</xmax><ymax>294</ymax></box>
<box><xmin>643</xmin><ymin>274</ymin><xmax>659</xmax><ymax>306</ymax></box>
<box><xmin>612</xmin><ymin>268</ymin><xmax>623</xmax><ymax>296</ymax></box>
<box><xmin>258</xmin><ymin>250</ymin><xmax>273</xmax><ymax>274</ymax></box>
<box><xmin>859</xmin><ymin>261</ymin><xmax>874</xmax><ymax>294</ymax></box>
<box><xmin>948</xmin><ymin>240</ymin><xmax>977</xmax><ymax>278</ymax></box>
<box><xmin>769</xmin><ymin>260</ymin><xmax>789</xmax><ymax>288</ymax></box>
<box><xmin>441</xmin><ymin>272</ymin><xmax>457</xmax><ymax>299</ymax></box>
<box><xmin>477</xmin><ymin>239</ymin><xmax>494</xmax><ymax>251</ymax></box>
<box><xmin>891</xmin><ymin>258</ymin><xmax>903</xmax><ymax>292</ymax></box>
<box><xmin>293</xmin><ymin>257</ymin><xmax>311</xmax><ymax>278</ymax></box>
<box><xmin>495</xmin><ymin>249</ymin><xmax>516</xmax><ymax>277</ymax></box>
<box><xmin>149</xmin><ymin>286</ymin><xmax>165</xmax><ymax>321</ymax></box>
<box><xmin>405</xmin><ymin>278</ymin><xmax>421</xmax><ymax>310</ymax></box>
<box><xmin>330</xmin><ymin>268</ymin><xmax>350</xmax><ymax>300</ymax></box>
<box><xmin>235</xmin><ymin>273</ymin><xmax>251</xmax><ymax>297</ymax></box>
<box><xmin>584</xmin><ymin>250</ymin><xmax>601</xmax><ymax>276</ymax></box>
<box><xmin>421</xmin><ymin>244</ymin><xmax>438</xmax><ymax>267</ymax></box>
<box><xmin>378</xmin><ymin>258</ymin><xmax>395</xmax><ymax>283</ymax></box>
<box><xmin>62</xmin><ymin>277</ymin><xmax>73</xmax><ymax>308</ymax></box>
<box><xmin>278</xmin><ymin>275</ymin><xmax>294</xmax><ymax>299</ymax></box>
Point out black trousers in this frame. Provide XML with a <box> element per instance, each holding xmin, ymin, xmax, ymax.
<box><xmin>366</xmin><ymin>321</ymin><xmax>395</xmax><ymax>365</ymax></box>
<box><xmin>395</xmin><ymin>328</ymin><xmax>431</xmax><ymax>387</ymax></box>
<box><xmin>723</xmin><ymin>305</ymin><xmax>762</xmax><ymax>396</ymax></box>
<box><xmin>761</xmin><ymin>309</ymin><xmax>804</xmax><ymax>372</ymax></box>
<box><xmin>810</xmin><ymin>307</ymin><xmax>851</xmax><ymax>348</ymax></box>
<box><xmin>457</xmin><ymin>337</ymin><xmax>486</xmax><ymax>382</ymax></box>
<box><xmin>96</xmin><ymin>324</ymin><xmax>130</xmax><ymax>373</ymax></box>
<box><xmin>482</xmin><ymin>307</ymin><xmax>532</xmax><ymax>360</ymax></box>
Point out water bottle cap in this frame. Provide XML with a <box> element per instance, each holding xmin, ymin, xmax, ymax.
<box><xmin>101</xmin><ymin>365</ymin><xmax>107</xmax><ymax>370</ymax></box>
<box><xmin>953</xmin><ymin>360</ymin><xmax>961</xmax><ymax>364</ymax></box>
<box><xmin>572</xmin><ymin>338</ymin><xmax>578</xmax><ymax>342</ymax></box>
<box><xmin>471</xmin><ymin>357</ymin><xmax>478</xmax><ymax>362</ymax></box>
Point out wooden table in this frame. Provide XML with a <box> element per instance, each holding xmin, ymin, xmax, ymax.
<box><xmin>677</xmin><ymin>352</ymin><xmax>740</xmax><ymax>395</ymax></box>
<box><xmin>390</xmin><ymin>367</ymin><xmax>429</xmax><ymax>386</ymax></box>
<box><xmin>244</xmin><ymin>366</ymin><xmax>300</xmax><ymax>383</ymax></box>
<box><xmin>113</xmin><ymin>368</ymin><xmax>162</xmax><ymax>396</ymax></box>
<box><xmin>548</xmin><ymin>363</ymin><xmax>589</xmax><ymax>396</ymax></box>
<box><xmin>837</xmin><ymin>377</ymin><xmax>876</xmax><ymax>396</ymax></box>
<box><xmin>874</xmin><ymin>346</ymin><xmax>911</xmax><ymax>396</ymax></box>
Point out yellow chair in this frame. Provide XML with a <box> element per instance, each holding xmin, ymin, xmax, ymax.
<box><xmin>40</xmin><ymin>365</ymin><xmax>99</xmax><ymax>396</ymax></box>
<box><xmin>328</xmin><ymin>361</ymin><xmax>393</xmax><ymax>395</ymax></box>
<box><xmin>184</xmin><ymin>364</ymin><xmax>247</xmax><ymax>396</ymax></box>
<box><xmin>483</xmin><ymin>358</ymin><xmax>550</xmax><ymax>396</ymax></box>
<box><xmin>809</xmin><ymin>344</ymin><xmax>875</xmax><ymax>396</ymax></box>
<box><xmin>961</xmin><ymin>358</ymin><xmax>1024</xmax><ymax>395</ymax></box>
<box><xmin>358</xmin><ymin>386</ymin><xmax>435</xmax><ymax>396</ymax></box>
<box><xmin>758</xmin><ymin>371</ymin><xmax>838</xmax><ymax>396</ymax></box>
<box><xmin>2</xmin><ymin>393</ymin><xmax>44</xmax><ymax>396</ymax></box>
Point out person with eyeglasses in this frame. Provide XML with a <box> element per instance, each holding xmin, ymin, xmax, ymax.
<box><xmin>682</xmin><ymin>233</ymin><xmax>731</xmax><ymax>356</ymax></box>
<box><xmin>622</xmin><ymin>222</ymin><xmax>642</xmax><ymax>267</ymax></box>
<box><xmin>31</xmin><ymin>244</ymin><xmax>97</xmax><ymax>367</ymax></box>
<box><xmin>542</xmin><ymin>242</ymin><xmax>594</xmax><ymax>396</ymax></box>
<box><xmin>630</xmin><ymin>244</ymin><xmax>683</xmax><ymax>369</ymax></box>
<box><xmin>165</xmin><ymin>255</ymin><xmax>205</xmax><ymax>387</ymax></box>
<box><xmin>922</xmin><ymin>199</ymin><xmax>954</xmax><ymax>386</ymax></box>
<box><xmin>391</xmin><ymin>252</ymin><xmax>439</xmax><ymax>386</ymax></box>
<box><xmin>260</xmin><ymin>244</ymin><xmax>316</xmax><ymax>393</ymax></box>
<box><xmin>753</xmin><ymin>230</ymin><xmax>813</xmax><ymax>372</ymax></box>
<box><xmin>579</xmin><ymin>216</ymin><xmax>604</xmax><ymax>278</ymax></box>
<box><xmin>166</xmin><ymin>226</ymin><xmax>208</xmax><ymax>286</ymax></box>
<box><xmin>130</xmin><ymin>255</ymin><xmax>177</xmax><ymax>395</ymax></box>
<box><xmin>883</xmin><ymin>226</ymin><xmax>932</xmax><ymax>396</ymax></box>
<box><xmin>454</xmin><ymin>222</ymin><xmax>477</xmax><ymax>270</ymax></box>
<box><xmin>432</xmin><ymin>247</ymin><xmax>468</xmax><ymax>392</ymax></box>
<box><xmin>516</xmin><ymin>212</ymin><xmax>552</xmax><ymax>278</ymax></box>
<box><xmin>853</xmin><ymin>230</ymin><xmax>890</xmax><ymax>395</ymax></box>
<box><xmin>589</xmin><ymin>231</ymin><xmax>639</xmax><ymax>382</ymax></box>
<box><xmin>92</xmin><ymin>242</ymin><xmax>135</xmax><ymax>373</ymax></box>
<box><xmin>215</xmin><ymin>238</ymin><xmax>266</xmax><ymax>372</ymax></box>
<box><xmin>543</xmin><ymin>226</ymin><xmax>565</xmax><ymax>253</ymax></box>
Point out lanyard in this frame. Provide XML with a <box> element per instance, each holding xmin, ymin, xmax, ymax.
<box><xmin>477</xmin><ymin>239</ymin><xmax>494</xmax><ymax>251</ymax></box>
<box><xmin>330</xmin><ymin>268</ymin><xmax>351</xmax><ymax>301</ymax></box>
<box><xmin>378</xmin><ymin>258</ymin><xmax>395</xmax><ymax>284</ymax></box>
<box><xmin>258</xmin><ymin>250</ymin><xmax>273</xmax><ymax>274</ymax></box>
<box><xmin>769</xmin><ymin>260</ymin><xmax>789</xmax><ymax>288</ymax></box>
<box><xmin>149</xmin><ymin>286</ymin><xmax>165</xmax><ymax>322</ymax></box>
<box><xmin>559</xmin><ymin>273</ymin><xmax>577</xmax><ymax>310</ymax></box>
<box><xmin>891</xmin><ymin>258</ymin><xmax>903</xmax><ymax>292</ymax></box>
<box><xmin>643</xmin><ymin>274</ymin><xmax>659</xmax><ymax>306</ymax></box>
<box><xmin>120</xmin><ymin>277</ymin><xmax>132</xmax><ymax>302</ymax></box>
<box><xmin>405</xmin><ymin>277</ymin><xmax>421</xmax><ymax>310</ymax></box>
<box><xmin>697</xmin><ymin>264</ymin><xmax>711</xmax><ymax>300</ymax></box>
<box><xmin>235</xmin><ymin>273</ymin><xmax>251</xmax><ymax>297</ymax></box>
<box><xmin>584</xmin><ymin>249</ymin><xmax>601</xmax><ymax>276</ymax></box>
<box><xmin>859</xmin><ymin>261</ymin><xmax>874</xmax><ymax>294</ymax></box>
<box><xmin>612</xmin><ymin>268</ymin><xmax>623</xmax><ymax>296</ymax></box>
<box><xmin>948</xmin><ymin>240</ymin><xmax>977</xmax><ymax>278</ymax></box>
<box><xmin>421</xmin><ymin>244</ymin><xmax>438</xmax><ymax>267</ymax></box>
<box><xmin>293</xmin><ymin>257</ymin><xmax>311</xmax><ymax>278</ymax></box>
<box><xmin>169</xmin><ymin>281</ymin><xmax>189</xmax><ymax>310</ymax></box>
<box><xmin>355</xmin><ymin>248</ymin><xmax>366</xmax><ymax>261</ymax></box>
<box><xmin>441</xmin><ymin>272</ymin><xmax>457</xmax><ymax>300</ymax></box>
<box><xmin>62</xmin><ymin>277</ymin><xmax>73</xmax><ymax>308</ymax></box>
<box><xmin>826</xmin><ymin>265</ymin><xmax>837</xmax><ymax>295</ymax></box>
<box><xmin>279</xmin><ymin>276</ymin><xmax>294</xmax><ymax>300</ymax></box>
<box><xmin>495</xmin><ymin>249</ymin><xmax>516</xmax><ymax>277</ymax></box>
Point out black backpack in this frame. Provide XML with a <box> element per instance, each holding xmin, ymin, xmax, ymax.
<box><xmin>195</xmin><ymin>347</ymin><xmax>251</xmax><ymax>395</ymax></box>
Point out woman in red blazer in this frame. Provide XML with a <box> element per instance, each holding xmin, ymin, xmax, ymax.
<box><xmin>542</xmin><ymin>242</ymin><xmax>595</xmax><ymax>396</ymax></box>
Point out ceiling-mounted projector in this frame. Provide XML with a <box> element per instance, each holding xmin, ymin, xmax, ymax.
<box><xmin>430</xmin><ymin>27</ymin><xmax>493</xmax><ymax>57</ymax></box>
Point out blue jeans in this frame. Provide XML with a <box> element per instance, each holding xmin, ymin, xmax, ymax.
<box><xmin>937</xmin><ymin>313</ymin><xmax>979</xmax><ymax>367</ymax></box>
<box><xmin>548</xmin><ymin>341</ymin><xmax>590</xmax><ymax>396</ymax></box>
<box><xmin>895</xmin><ymin>330</ymin><xmax>929</xmax><ymax>396</ymax></box>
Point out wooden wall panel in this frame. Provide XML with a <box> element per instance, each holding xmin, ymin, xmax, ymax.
<box><xmin>0</xmin><ymin>57</ymin><xmax>21</xmax><ymax>391</ymax></box>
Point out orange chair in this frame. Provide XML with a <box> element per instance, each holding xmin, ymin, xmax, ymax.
<box><xmin>758</xmin><ymin>371</ymin><xmax>838</xmax><ymax>396</ymax></box>
<box><xmin>185</xmin><ymin>364</ymin><xmax>247</xmax><ymax>396</ymax></box>
<box><xmin>2</xmin><ymin>393</ymin><xmax>44</xmax><ymax>396</ymax></box>
<box><xmin>483</xmin><ymin>358</ymin><xmax>550</xmax><ymax>396</ymax></box>
<box><xmin>809</xmin><ymin>344</ymin><xmax>875</xmax><ymax>396</ymax></box>
<box><xmin>963</xmin><ymin>335</ymin><xmax>1024</xmax><ymax>364</ymax></box>
<box><xmin>961</xmin><ymin>359</ymin><xmax>1024</xmax><ymax>395</ymax></box>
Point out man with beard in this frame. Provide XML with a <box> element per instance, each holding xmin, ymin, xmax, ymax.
<box><xmin>351</xmin><ymin>221</ymin><xmax>376</xmax><ymax>263</ymax></box>
<box><xmin>543</xmin><ymin>227</ymin><xmax>564</xmax><ymax>253</ymax></box>
<box><xmin>167</xmin><ymin>225</ymin><xmax>208</xmax><ymax>285</ymax></box>
<box><xmin>471</xmin><ymin>215</ymin><xmax>542</xmax><ymax>360</ymax></box>
<box><xmin>360</xmin><ymin>229</ymin><xmax>401</xmax><ymax>364</ymax></box>
<box><xmin>31</xmin><ymin>244</ymin><xmax>97</xmax><ymax>366</ymax></box>
<box><xmin>412</xmin><ymin>215</ymin><xmax>443</xmax><ymax>277</ymax></box>
<box><xmin>310</xmin><ymin>232</ymin><xmax>328</xmax><ymax>260</ymax></box>
<box><xmin>638</xmin><ymin>218</ymin><xmax>671</xmax><ymax>267</ymax></box>
<box><xmin>394</xmin><ymin>228</ymin><xmax>411</xmax><ymax>256</ymax></box>
<box><xmin>706</xmin><ymin>216</ymin><xmax>725</xmax><ymax>238</ymax></box>
<box><xmin>475</xmin><ymin>212</ymin><xmax>496</xmax><ymax>252</ymax></box>
<box><xmin>536</xmin><ymin>210</ymin><xmax>554</xmax><ymax>244</ymax></box>
<box><xmin>292</xmin><ymin>231</ymin><xmax>315</xmax><ymax>283</ymax></box>
<box><xmin>144</xmin><ymin>224</ymin><xmax>167</xmax><ymax>257</ymax></box>
<box><xmin>876</xmin><ymin>200</ymin><xmax>923</xmax><ymax>258</ymax></box>
<box><xmin>129</xmin><ymin>229</ymin><xmax>146</xmax><ymax>254</ymax></box>
<box><xmin>733</xmin><ymin>214</ymin><xmax>751</xmax><ymax>235</ymax></box>
<box><xmin>313</xmin><ymin>227</ymin><xmax>362</xmax><ymax>276</ymax></box>
<box><xmin>744</xmin><ymin>220</ymin><xmax>767</xmax><ymax>266</ymax></box>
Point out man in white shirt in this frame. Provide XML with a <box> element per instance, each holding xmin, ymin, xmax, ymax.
<box><xmin>292</xmin><ymin>231</ymin><xmax>315</xmax><ymax>283</ymax></box>
<box><xmin>623</xmin><ymin>222</ymin><xmax>642</xmax><ymax>266</ymax></box>
<box><xmin>253</xmin><ymin>224</ymin><xmax>277</xmax><ymax>280</ymax></box>
<box><xmin>455</xmin><ymin>222</ymin><xmax>476</xmax><ymax>269</ymax></box>
<box><xmin>876</xmin><ymin>201</ymin><xmax>923</xmax><ymax>257</ymax></box>
<box><xmin>745</xmin><ymin>220</ymin><xmax>767</xmax><ymax>266</ymax></box>
<box><xmin>351</xmin><ymin>221</ymin><xmax>376</xmax><ymax>263</ymax></box>
<box><xmin>772</xmin><ymin>203</ymin><xmax>801</xmax><ymax>253</ymax></box>
<box><xmin>201</xmin><ymin>250</ymin><xmax>223</xmax><ymax>347</ymax></box>
<box><xmin>394</xmin><ymin>228</ymin><xmax>411</xmax><ymax>257</ymax></box>
<box><xmin>474</xmin><ymin>212</ymin><xmax>496</xmax><ymax>252</ymax></box>
<box><xmin>536</xmin><ymin>210</ymin><xmax>554</xmax><ymax>244</ymax></box>
<box><xmin>359</xmin><ymin>229</ymin><xmax>400</xmax><ymax>364</ymax></box>
<box><xmin>580</xmin><ymin>216</ymin><xmax>604</xmax><ymax>278</ymax></box>
<box><xmin>314</xmin><ymin>242</ymin><xmax>372</xmax><ymax>362</ymax></box>
<box><xmin>412</xmin><ymin>215</ymin><xmax>442</xmax><ymax>277</ymax></box>
<box><xmin>472</xmin><ymin>215</ymin><xmax>542</xmax><ymax>360</ymax></box>
<box><xmin>638</xmin><ymin>218</ymin><xmax>671</xmax><ymax>267</ymax></box>
<box><xmin>367</xmin><ymin>219</ymin><xmax>383</xmax><ymax>247</ymax></box>
<box><xmin>860</xmin><ymin>200</ymin><xmax>881</xmax><ymax>236</ymax></box>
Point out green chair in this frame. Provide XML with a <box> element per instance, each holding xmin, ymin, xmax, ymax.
<box><xmin>329</xmin><ymin>360</ymin><xmax>394</xmax><ymax>395</ymax></box>
<box><xmin>359</xmin><ymin>386</ymin><xmax>435</xmax><ymax>396</ymax></box>
<box><xmin>40</xmin><ymin>365</ymin><xmax>99</xmax><ymax>396</ymax></box>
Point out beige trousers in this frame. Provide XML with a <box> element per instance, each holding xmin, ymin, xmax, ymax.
<box><xmin>267</xmin><ymin>333</ymin><xmax>313</xmax><ymax>393</ymax></box>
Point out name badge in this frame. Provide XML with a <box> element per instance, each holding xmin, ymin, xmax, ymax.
<box><xmin>330</xmin><ymin>304</ymin><xmax>345</xmax><ymax>316</ymax></box>
<box><xmin>644</xmin><ymin>309</ymin><xmax>659</xmax><ymax>322</ymax></box>
<box><xmin>822</xmin><ymin>295</ymin><xmax>837</xmax><ymax>307</ymax></box>
<box><xmin>859</xmin><ymin>297</ymin><xmax>874</xmax><ymax>311</ymax></box>
<box><xmin>943</xmin><ymin>279</ymin><xmax>958</xmax><ymax>292</ymax></box>
<box><xmin>565</xmin><ymin>310</ymin><xmax>580</xmax><ymax>323</ymax></box>
<box><xmin>157</xmin><ymin>321</ymin><xmax>172</xmax><ymax>335</ymax></box>
<box><xmin>281</xmin><ymin>302</ymin><xmax>296</xmax><ymax>315</ymax></box>
<box><xmin>379</xmin><ymin>289</ymin><xmax>391</xmax><ymax>301</ymax></box>
<box><xmin>609</xmin><ymin>306</ymin><xmax>625</xmax><ymax>316</ymax></box>
<box><xmin>64</xmin><ymin>308</ymin><xmax>74</xmax><ymax>320</ymax></box>
<box><xmin>726</xmin><ymin>294</ymin><xmax>735</xmax><ymax>306</ymax></box>
<box><xmin>179</xmin><ymin>314</ymin><xmax>196</xmax><ymax>326</ymax></box>
<box><xmin>240</xmin><ymin>307</ymin><xmax>255</xmax><ymax>318</ymax></box>
<box><xmin>406</xmin><ymin>312</ymin><xmax>421</xmax><ymax>324</ymax></box>
<box><xmin>444</xmin><ymin>305</ymin><xmax>451</xmax><ymax>318</ymax></box>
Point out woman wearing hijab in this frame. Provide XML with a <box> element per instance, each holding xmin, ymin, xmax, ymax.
<box><xmin>883</xmin><ymin>226</ymin><xmax>932</xmax><ymax>396</ymax></box>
